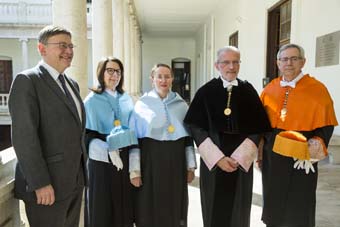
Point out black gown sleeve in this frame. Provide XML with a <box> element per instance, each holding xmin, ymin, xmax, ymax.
<box><xmin>312</xmin><ymin>125</ymin><xmax>334</xmax><ymax>147</ymax></box>
<box><xmin>185</xmin><ymin>124</ymin><xmax>209</xmax><ymax>147</ymax></box>
<box><xmin>85</xmin><ymin>128</ymin><xmax>107</xmax><ymax>151</ymax></box>
<box><xmin>184</xmin><ymin>85</ymin><xmax>211</xmax><ymax>146</ymax></box>
<box><xmin>248</xmin><ymin>134</ymin><xmax>263</xmax><ymax>147</ymax></box>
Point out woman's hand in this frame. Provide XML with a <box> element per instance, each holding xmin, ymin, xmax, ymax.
<box><xmin>187</xmin><ymin>170</ymin><xmax>195</xmax><ymax>183</ymax></box>
<box><xmin>130</xmin><ymin>176</ymin><xmax>142</xmax><ymax>187</ymax></box>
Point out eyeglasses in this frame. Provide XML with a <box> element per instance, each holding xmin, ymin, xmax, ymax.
<box><xmin>278</xmin><ymin>56</ymin><xmax>303</xmax><ymax>63</ymax></box>
<box><xmin>46</xmin><ymin>42</ymin><xmax>75</xmax><ymax>50</ymax></box>
<box><xmin>217</xmin><ymin>60</ymin><xmax>241</xmax><ymax>67</ymax></box>
<box><xmin>105</xmin><ymin>68</ymin><xmax>121</xmax><ymax>76</ymax></box>
<box><xmin>154</xmin><ymin>74</ymin><xmax>172</xmax><ymax>81</ymax></box>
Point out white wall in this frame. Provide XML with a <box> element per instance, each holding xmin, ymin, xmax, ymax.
<box><xmin>141</xmin><ymin>35</ymin><xmax>196</xmax><ymax>96</ymax></box>
<box><xmin>195</xmin><ymin>0</ymin><xmax>268</xmax><ymax>91</ymax></box>
<box><xmin>237</xmin><ymin>0</ymin><xmax>268</xmax><ymax>91</ymax></box>
<box><xmin>291</xmin><ymin>0</ymin><xmax>340</xmax><ymax>134</ymax></box>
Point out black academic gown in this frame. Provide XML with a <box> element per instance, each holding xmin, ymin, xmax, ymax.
<box><xmin>184</xmin><ymin>78</ymin><xmax>271</xmax><ymax>227</ymax></box>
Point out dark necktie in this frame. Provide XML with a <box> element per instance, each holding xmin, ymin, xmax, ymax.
<box><xmin>58</xmin><ymin>74</ymin><xmax>77</xmax><ymax>111</ymax></box>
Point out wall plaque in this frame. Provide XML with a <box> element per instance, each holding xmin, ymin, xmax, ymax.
<box><xmin>315</xmin><ymin>31</ymin><xmax>340</xmax><ymax>67</ymax></box>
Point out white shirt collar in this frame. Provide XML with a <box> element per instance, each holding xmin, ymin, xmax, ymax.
<box><xmin>40</xmin><ymin>60</ymin><xmax>63</xmax><ymax>81</ymax></box>
<box><xmin>280</xmin><ymin>72</ymin><xmax>304</xmax><ymax>88</ymax></box>
<box><xmin>105</xmin><ymin>88</ymin><xmax>118</xmax><ymax>97</ymax></box>
<box><xmin>220</xmin><ymin>75</ymin><xmax>238</xmax><ymax>88</ymax></box>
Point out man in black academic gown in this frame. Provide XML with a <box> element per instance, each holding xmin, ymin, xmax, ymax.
<box><xmin>184</xmin><ymin>46</ymin><xmax>271</xmax><ymax>227</ymax></box>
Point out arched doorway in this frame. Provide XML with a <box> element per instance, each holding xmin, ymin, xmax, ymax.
<box><xmin>171</xmin><ymin>58</ymin><xmax>190</xmax><ymax>103</ymax></box>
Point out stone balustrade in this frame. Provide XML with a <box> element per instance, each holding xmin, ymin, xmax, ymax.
<box><xmin>0</xmin><ymin>1</ymin><xmax>92</xmax><ymax>26</ymax></box>
<box><xmin>0</xmin><ymin>147</ymin><xmax>20</xmax><ymax>227</ymax></box>
<box><xmin>0</xmin><ymin>94</ymin><xmax>11</xmax><ymax>125</ymax></box>
<box><xmin>0</xmin><ymin>0</ymin><xmax>51</xmax><ymax>24</ymax></box>
<box><xmin>0</xmin><ymin>94</ymin><xmax>9</xmax><ymax>111</ymax></box>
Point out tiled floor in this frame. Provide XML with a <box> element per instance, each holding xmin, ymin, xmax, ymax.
<box><xmin>20</xmin><ymin>157</ymin><xmax>340</xmax><ymax>227</ymax></box>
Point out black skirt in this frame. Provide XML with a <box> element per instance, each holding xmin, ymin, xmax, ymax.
<box><xmin>135</xmin><ymin>137</ymin><xmax>188</xmax><ymax>227</ymax></box>
<box><xmin>85</xmin><ymin>148</ymin><xmax>134</xmax><ymax>227</ymax></box>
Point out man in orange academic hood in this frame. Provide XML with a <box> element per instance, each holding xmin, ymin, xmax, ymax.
<box><xmin>259</xmin><ymin>43</ymin><xmax>338</xmax><ymax>227</ymax></box>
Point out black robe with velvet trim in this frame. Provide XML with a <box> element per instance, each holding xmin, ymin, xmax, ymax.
<box><xmin>184</xmin><ymin>77</ymin><xmax>271</xmax><ymax>227</ymax></box>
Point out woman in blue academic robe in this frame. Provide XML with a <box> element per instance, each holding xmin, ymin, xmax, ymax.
<box><xmin>84</xmin><ymin>57</ymin><xmax>138</xmax><ymax>227</ymax></box>
<box><xmin>129</xmin><ymin>63</ymin><xmax>197</xmax><ymax>227</ymax></box>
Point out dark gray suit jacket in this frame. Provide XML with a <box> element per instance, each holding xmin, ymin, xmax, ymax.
<box><xmin>9</xmin><ymin>64</ymin><xmax>87</xmax><ymax>202</ymax></box>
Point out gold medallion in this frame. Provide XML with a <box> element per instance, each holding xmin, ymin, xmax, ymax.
<box><xmin>280</xmin><ymin>108</ymin><xmax>287</xmax><ymax>121</ymax></box>
<box><xmin>113</xmin><ymin>120</ymin><xmax>121</xmax><ymax>126</ymax></box>
<box><xmin>224</xmin><ymin>108</ymin><xmax>232</xmax><ymax>116</ymax></box>
<box><xmin>168</xmin><ymin>125</ymin><xmax>175</xmax><ymax>133</ymax></box>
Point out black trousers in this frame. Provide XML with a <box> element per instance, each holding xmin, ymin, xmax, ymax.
<box><xmin>25</xmin><ymin>188</ymin><xmax>83</xmax><ymax>227</ymax></box>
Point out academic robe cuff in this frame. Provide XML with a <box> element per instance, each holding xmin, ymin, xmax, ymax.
<box><xmin>231</xmin><ymin>138</ymin><xmax>257</xmax><ymax>172</ymax></box>
<box><xmin>198</xmin><ymin>137</ymin><xmax>224</xmax><ymax>170</ymax></box>
<box><xmin>185</xmin><ymin>146</ymin><xmax>197</xmax><ymax>169</ymax></box>
<box><xmin>129</xmin><ymin>147</ymin><xmax>140</xmax><ymax>172</ymax></box>
<box><xmin>130</xmin><ymin>170</ymin><xmax>141</xmax><ymax>179</ymax></box>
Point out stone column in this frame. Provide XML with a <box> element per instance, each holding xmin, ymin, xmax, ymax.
<box><xmin>91</xmin><ymin>0</ymin><xmax>113</xmax><ymax>87</ymax></box>
<box><xmin>130</xmin><ymin>14</ymin><xmax>136</xmax><ymax>95</ymax></box>
<box><xmin>123</xmin><ymin>0</ymin><xmax>131</xmax><ymax>93</ymax></box>
<box><xmin>136</xmin><ymin>29</ymin><xmax>142</xmax><ymax>94</ymax></box>
<box><xmin>52</xmin><ymin>0</ymin><xmax>88</xmax><ymax>98</ymax></box>
<box><xmin>19</xmin><ymin>38</ymin><xmax>28</xmax><ymax>70</ymax></box>
<box><xmin>112</xmin><ymin>0</ymin><xmax>124</xmax><ymax>62</ymax></box>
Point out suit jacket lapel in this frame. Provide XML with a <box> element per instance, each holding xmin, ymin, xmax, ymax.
<box><xmin>38</xmin><ymin>65</ymin><xmax>82</xmax><ymax>127</ymax></box>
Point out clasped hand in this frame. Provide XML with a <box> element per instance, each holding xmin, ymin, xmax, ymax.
<box><xmin>217</xmin><ymin>156</ymin><xmax>239</xmax><ymax>172</ymax></box>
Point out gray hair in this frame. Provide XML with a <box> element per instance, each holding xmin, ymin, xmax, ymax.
<box><xmin>216</xmin><ymin>46</ymin><xmax>240</xmax><ymax>62</ymax></box>
<box><xmin>277</xmin><ymin>43</ymin><xmax>305</xmax><ymax>59</ymax></box>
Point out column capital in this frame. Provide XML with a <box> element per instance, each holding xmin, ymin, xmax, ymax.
<box><xmin>19</xmin><ymin>37</ymin><xmax>28</xmax><ymax>42</ymax></box>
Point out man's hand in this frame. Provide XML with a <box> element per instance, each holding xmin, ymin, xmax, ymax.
<box><xmin>35</xmin><ymin>184</ymin><xmax>55</xmax><ymax>205</ymax></box>
<box><xmin>217</xmin><ymin>156</ymin><xmax>239</xmax><ymax>172</ymax></box>
<box><xmin>130</xmin><ymin>177</ymin><xmax>142</xmax><ymax>187</ymax></box>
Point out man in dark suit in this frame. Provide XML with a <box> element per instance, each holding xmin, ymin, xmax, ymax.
<box><xmin>9</xmin><ymin>25</ymin><xmax>87</xmax><ymax>227</ymax></box>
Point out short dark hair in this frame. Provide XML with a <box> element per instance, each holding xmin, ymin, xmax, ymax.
<box><xmin>91</xmin><ymin>57</ymin><xmax>125</xmax><ymax>94</ymax></box>
<box><xmin>38</xmin><ymin>25</ymin><xmax>72</xmax><ymax>44</ymax></box>
<box><xmin>150</xmin><ymin>63</ymin><xmax>173</xmax><ymax>78</ymax></box>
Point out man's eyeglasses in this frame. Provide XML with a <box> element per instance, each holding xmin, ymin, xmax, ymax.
<box><xmin>278</xmin><ymin>56</ymin><xmax>303</xmax><ymax>63</ymax></box>
<box><xmin>46</xmin><ymin>42</ymin><xmax>75</xmax><ymax>50</ymax></box>
<box><xmin>105</xmin><ymin>68</ymin><xmax>122</xmax><ymax>76</ymax></box>
<box><xmin>217</xmin><ymin>60</ymin><xmax>241</xmax><ymax>67</ymax></box>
